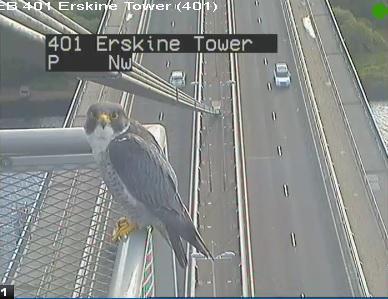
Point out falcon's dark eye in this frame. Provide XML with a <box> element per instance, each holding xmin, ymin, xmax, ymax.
<box><xmin>111</xmin><ymin>112</ymin><xmax>119</xmax><ymax>120</ymax></box>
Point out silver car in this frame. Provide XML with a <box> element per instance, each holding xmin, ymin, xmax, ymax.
<box><xmin>169</xmin><ymin>70</ymin><xmax>186</xmax><ymax>88</ymax></box>
<box><xmin>274</xmin><ymin>63</ymin><xmax>291</xmax><ymax>87</ymax></box>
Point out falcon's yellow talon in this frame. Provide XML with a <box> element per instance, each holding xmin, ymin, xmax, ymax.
<box><xmin>112</xmin><ymin>217</ymin><xmax>138</xmax><ymax>242</ymax></box>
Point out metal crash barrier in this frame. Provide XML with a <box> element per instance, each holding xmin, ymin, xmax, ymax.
<box><xmin>0</xmin><ymin>126</ymin><xmax>166</xmax><ymax>297</ymax></box>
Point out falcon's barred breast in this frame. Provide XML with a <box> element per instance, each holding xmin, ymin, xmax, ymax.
<box><xmin>83</xmin><ymin>102</ymin><xmax>212</xmax><ymax>267</ymax></box>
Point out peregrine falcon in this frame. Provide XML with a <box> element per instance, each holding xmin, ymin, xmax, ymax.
<box><xmin>84</xmin><ymin>102</ymin><xmax>212</xmax><ymax>267</ymax></box>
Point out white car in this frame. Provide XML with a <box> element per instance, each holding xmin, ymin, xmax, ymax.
<box><xmin>274</xmin><ymin>63</ymin><xmax>291</xmax><ymax>87</ymax></box>
<box><xmin>19</xmin><ymin>85</ymin><xmax>31</xmax><ymax>98</ymax></box>
<box><xmin>169</xmin><ymin>70</ymin><xmax>186</xmax><ymax>88</ymax></box>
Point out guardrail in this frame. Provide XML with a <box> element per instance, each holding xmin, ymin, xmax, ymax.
<box><xmin>186</xmin><ymin>0</ymin><xmax>205</xmax><ymax>295</ymax></box>
<box><xmin>226</xmin><ymin>0</ymin><xmax>254</xmax><ymax>296</ymax></box>
<box><xmin>285</xmin><ymin>0</ymin><xmax>370</xmax><ymax>296</ymax></box>
<box><xmin>306</xmin><ymin>0</ymin><xmax>388</xmax><ymax>250</ymax></box>
<box><xmin>108</xmin><ymin>227</ymin><xmax>152</xmax><ymax>297</ymax></box>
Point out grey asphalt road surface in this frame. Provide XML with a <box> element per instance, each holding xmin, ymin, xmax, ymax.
<box><xmin>234</xmin><ymin>0</ymin><xmax>354</xmax><ymax>296</ymax></box>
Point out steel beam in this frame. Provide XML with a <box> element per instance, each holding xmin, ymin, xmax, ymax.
<box><xmin>21</xmin><ymin>0</ymin><xmax>90</xmax><ymax>33</ymax></box>
<box><xmin>1</xmin><ymin>0</ymin><xmax>76</xmax><ymax>33</ymax></box>
<box><xmin>0</xmin><ymin>13</ymin><xmax>218</xmax><ymax>114</ymax></box>
<box><xmin>0</xmin><ymin>0</ymin><xmax>59</xmax><ymax>34</ymax></box>
<box><xmin>0</xmin><ymin>128</ymin><xmax>93</xmax><ymax>171</ymax></box>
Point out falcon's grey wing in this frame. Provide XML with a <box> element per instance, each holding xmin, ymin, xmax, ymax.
<box><xmin>108</xmin><ymin>133</ymin><xmax>211</xmax><ymax>267</ymax></box>
<box><xmin>125</xmin><ymin>121</ymin><xmax>179</xmax><ymax>187</ymax></box>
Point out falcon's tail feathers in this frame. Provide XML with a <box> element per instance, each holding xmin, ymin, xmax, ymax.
<box><xmin>178</xmin><ymin>221</ymin><xmax>214</xmax><ymax>262</ymax></box>
<box><xmin>167</xmin><ymin>229</ymin><xmax>188</xmax><ymax>268</ymax></box>
<box><xmin>191</xmin><ymin>227</ymin><xmax>214</xmax><ymax>261</ymax></box>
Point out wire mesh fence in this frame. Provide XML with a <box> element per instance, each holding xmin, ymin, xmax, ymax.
<box><xmin>0</xmin><ymin>165</ymin><xmax>129</xmax><ymax>297</ymax></box>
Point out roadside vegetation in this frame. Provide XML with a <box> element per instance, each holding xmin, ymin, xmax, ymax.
<box><xmin>329</xmin><ymin>0</ymin><xmax>388</xmax><ymax>101</ymax></box>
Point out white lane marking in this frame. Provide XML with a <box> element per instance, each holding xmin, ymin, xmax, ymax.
<box><xmin>277</xmin><ymin>145</ymin><xmax>283</xmax><ymax>156</ymax></box>
<box><xmin>290</xmin><ymin>232</ymin><xmax>297</xmax><ymax>247</ymax></box>
<box><xmin>264</xmin><ymin>57</ymin><xmax>268</xmax><ymax>65</ymax></box>
<box><xmin>255</xmin><ymin>0</ymin><xmax>259</xmax><ymax>6</ymax></box>
<box><xmin>267</xmin><ymin>82</ymin><xmax>272</xmax><ymax>91</ymax></box>
<box><xmin>159</xmin><ymin>112</ymin><xmax>164</xmax><ymax>121</ymax></box>
<box><xmin>166</xmin><ymin>60</ymin><xmax>170</xmax><ymax>68</ymax></box>
<box><xmin>257</xmin><ymin>17</ymin><xmax>262</xmax><ymax>24</ymax></box>
<box><xmin>171</xmin><ymin>20</ymin><xmax>175</xmax><ymax>27</ymax></box>
<box><xmin>280</xmin><ymin>1</ymin><xmax>355</xmax><ymax>295</ymax></box>
<box><xmin>272</xmin><ymin>111</ymin><xmax>277</xmax><ymax>120</ymax></box>
<box><xmin>126</xmin><ymin>12</ymin><xmax>133</xmax><ymax>21</ymax></box>
<box><xmin>283</xmin><ymin>184</ymin><xmax>289</xmax><ymax>197</ymax></box>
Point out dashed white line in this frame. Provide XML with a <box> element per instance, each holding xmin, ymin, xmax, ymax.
<box><xmin>257</xmin><ymin>17</ymin><xmax>262</xmax><ymax>24</ymax></box>
<box><xmin>171</xmin><ymin>20</ymin><xmax>175</xmax><ymax>27</ymax></box>
<box><xmin>290</xmin><ymin>232</ymin><xmax>297</xmax><ymax>247</ymax></box>
<box><xmin>272</xmin><ymin>111</ymin><xmax>277</xmax><ymax>120</ymax></box>
<box><xmin>283</xmin><ymin>184</ymin><xmax>289</xmax><ymax>197</ymax></box>
<box><xmin>267</xmin><ymin>82</ymin><xmax>272</xmax><ymax>91</ymax></box>
<box><xmin>166</xmin><ymin>60</ymin><xmax>170</xmax><ymax>68</ymax></box>
<box><xmin>159</xmin><ymin>112</ymin><xmax>164</xmax><ymax>121</ymax></box>
<box><xmin>277</xmin><ymin>145</ymin><xmax>283</xmax><ymax>156</ymax></box>
<box><xmin>263</xmin><ymin>57</ymin><xmax>268</xmax><ymax>65</ymax></box>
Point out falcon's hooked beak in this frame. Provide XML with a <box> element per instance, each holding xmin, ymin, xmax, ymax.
<box><xmin>98</xmin><ymin>113</ymin><xmax>111</xmax><ymax>129</ymax></box>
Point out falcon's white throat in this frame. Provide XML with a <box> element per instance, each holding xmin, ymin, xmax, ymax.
<box><xmin>86</xmin><ymin>123</ymin><xmax>130</xmax><ymax>155</ymax></box>
<box><xmin>86</xmin><ymin>124</ymin><xmax>115</xmax><ymax>154</ymax></box>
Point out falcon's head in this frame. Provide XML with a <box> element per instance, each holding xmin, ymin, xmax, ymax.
<box><xmin>84</xmin><ymin>102</ymin><xmax>129</xmax><ymax>152</ymax></box>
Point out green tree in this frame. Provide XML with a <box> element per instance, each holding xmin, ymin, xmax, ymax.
<box><xmin>333</xmin><ymin>7</ymin><xmax>388</xmax><ymax>53</ymax></box>
<box><xmin>330</xmin><ymin>0</ymin><xmax>388</xmax><ymax>26</ymax></box>
<box><xmin>332</xmin><ymin>6</ymin><xmax>388</xmax><ymax>101</ymax></box>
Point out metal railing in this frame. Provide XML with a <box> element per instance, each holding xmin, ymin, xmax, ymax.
<box><xmin>0</xmin><ymin>126</ymin><xmax>165</xmax><ymax>297</ymax></box>
<box><xmin>284</xmin><ymin>0</ymin><xmax>370</xmax><ymax>295</ymax></box>
<box><xmin>226</xmin><ymin>0</ymin><xmax>254</xmax><ymax>296</ymax></box>
<box><xmin>306</xmin><ymin>0</ymin><xmax>388</xmax><ymax>250</ymax></box>
<box><xmin>0</xmin><ymin>0</ymin><xmax>218</xmax><ymax>115</ymax></box>
<box><xmin>109</xmin><ymin>227</ymin><xmax>153</xmax><ymax>297</ymax></box>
